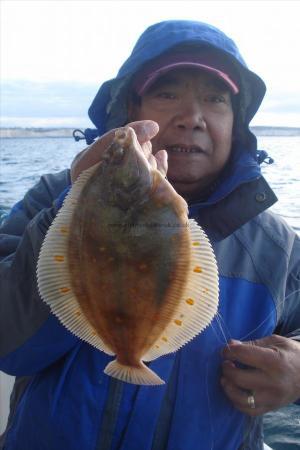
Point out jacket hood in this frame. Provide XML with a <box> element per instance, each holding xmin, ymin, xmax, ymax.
<box><xmin>88</xmin><ymin>20</ymin><xmax>266</xmax><ymax>155</ymax></box>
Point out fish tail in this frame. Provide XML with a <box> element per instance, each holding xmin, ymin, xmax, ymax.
<box><xmin>104</xmin><ymin>359</ymin><xmax>165</xmax><ymax>385</ymax></box>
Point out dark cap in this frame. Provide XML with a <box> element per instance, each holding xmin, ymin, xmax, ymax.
<box><xmin>133</xmin><ymin>50</ymin><xmax>239</xmax><ymax>96</ymax></box>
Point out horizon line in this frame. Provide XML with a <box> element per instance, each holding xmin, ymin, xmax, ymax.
<box><xmin>1</xmin><ymin>125</ymin><xmax>300</xmax><ymax>130</ymax></box>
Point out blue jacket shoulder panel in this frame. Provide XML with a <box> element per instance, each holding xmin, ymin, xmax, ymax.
<box><xmin>251</xmin><ymin>211</ymin><xmax>300</xmax><ymax>336</ymax></box>
<box><xmin>214</xmin><ymin>211</ymin><xmax>300</xmax><ymax>335</ymax></box>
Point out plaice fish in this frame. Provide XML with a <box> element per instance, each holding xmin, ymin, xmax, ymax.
<box><xmin>37</xmin><ymin>127</ymin><xmax>219</xmax><ymax>385</ymax></box>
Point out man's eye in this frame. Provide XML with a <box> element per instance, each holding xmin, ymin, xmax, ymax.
<box><xmin>156</xmin><ymin>92</ymin><xmax>176</xmax><ymax>99</ymax></box>
<box><xmin>206</xmin><ymin>94</ymin><xmax>226</xmax><ymax>103</ymax></box>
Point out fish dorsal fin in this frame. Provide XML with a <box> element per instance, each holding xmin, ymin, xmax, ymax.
<box><xmin>143</xmin><ymin>219</ymin><xmax>219</xmax><ymax>361</ymax></box>
<box><xmin>37</xmin><ymin>163</ymin><xmax>115</xmax><ymax>356</ymax></box>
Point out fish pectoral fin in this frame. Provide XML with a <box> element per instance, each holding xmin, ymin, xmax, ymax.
<box><xmin>104</xmin><ymin>359</ymin><xmax>165</xmax><ymax>385</ymax></box>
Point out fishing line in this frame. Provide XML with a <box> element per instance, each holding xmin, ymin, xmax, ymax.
<box><xmin>208</xmin><ymin>289</ymin><xmax>300</xmax><ymax>347</ymax></box>
<box><xmin>210</xmin><ymin>312</ymin><xmax>232</xmax><ymax>347</ymax></box>
<box><xmin>239</xmin><ymin>288</ymin><xmax>300</xmax><ymax>342</ymax></box>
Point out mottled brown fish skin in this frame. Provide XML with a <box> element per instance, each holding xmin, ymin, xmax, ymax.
<box><xmin>68</xmin><ymin>128</ymin><xmax>191</xmax><ymax>366</ymax></box>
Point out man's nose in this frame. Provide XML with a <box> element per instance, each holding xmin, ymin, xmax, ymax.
<box><xmin>173</xmin><ymin>100</ymin><xmax>207</xmax><ymax>131</ymax></box>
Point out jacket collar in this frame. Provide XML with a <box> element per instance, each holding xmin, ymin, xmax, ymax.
<box><xmin>188</xmin><ymin>144</ymin><xmax>277</xmax><ymax>241</ymax></box>
<box><xmin>189</xmin><ymin>176</ymin><xmax>277</xmax><ymax>242</ymax></box>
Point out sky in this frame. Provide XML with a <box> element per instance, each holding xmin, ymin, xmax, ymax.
<box><xmin>1</xmin><ymin>0</ymin><xmax>300</xmax><ymax>128</ymax></box>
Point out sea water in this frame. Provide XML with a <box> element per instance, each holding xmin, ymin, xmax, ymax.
<box><xmin>0</xmin><ymin>136</ymin><xmax>299</xmax><ymax>233</ymax></box>
<box><xmin>0</xmin><ymin>135</ymin><xmax>299</xmax><ymax>448</ymax></box>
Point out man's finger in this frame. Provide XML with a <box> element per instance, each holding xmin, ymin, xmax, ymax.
<box><xmin>221</xmin><ymin>378</ymin><xmax>253</xmax><ymax>409</ymax></box>
<box><xmin>89</xmin><ymin>120</ymin><xmax>159</xmax><ymax>156</ymax></box>
<box><xmin>71</xmin><ymin>131</ymin><xmax>114</xmax><ymax>181</ymax></box>
<box><xmin>222</xmin><ymin>361</ymin><xmax>267</xmax><ymax>391</ymax></box>
<box><xmin>222</xmin><ymin>338</ymin><xmax>281</xmax><ymax>371</ymax></box>
<box><xmin>221</xmin><ymin>379</ymin><xmax>265</xmax><ymax>416</ymax></box>
<box><xmin>71</xmin><ymin>120</ymin><xmax>159</xmax><ymax>181</ymax></box>
<box><xmin>128</xmin><ymin>120</ymin><xmax>159</xmax><ymax>143</ymax></box>
<box><xmin>155</xmin><ymin>150</ymin><xmax>168</xmax><ymax>177</ymax></box>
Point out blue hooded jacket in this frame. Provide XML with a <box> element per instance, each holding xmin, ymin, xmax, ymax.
<box><xmin>0</xmin><ymin>20</ymin><xmax>299</xmax><ymax>450</ymax></box>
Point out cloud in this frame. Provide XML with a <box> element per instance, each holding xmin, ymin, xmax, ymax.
<box><xmin>1</xmin><ymin>80</ymin><xmax>99</xmax><ymax>119</ymax></box>
<box><xmin>252</xmin><ymin>89</ymin><xmax>300</xmax><ymax>126</ymax></box>
<box><xmin>0</xmin><ymin>116</ymin><xmax>93</xmax><ymax>128</ymax></box>
<box><xmin>262</xmin><ymin>90</ymin><xmax>300</xmax><ymax>114</ymax></box>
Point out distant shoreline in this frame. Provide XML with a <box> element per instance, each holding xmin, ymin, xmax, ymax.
<box><xmin>0</xmin><ymin>128</ymin><xmax>76</xmax><ymax>138</ymax></box>
<box><xmin>1</xmin><ymin>126</ymin><xmax>300</xmax><ymax>138</ymax></box>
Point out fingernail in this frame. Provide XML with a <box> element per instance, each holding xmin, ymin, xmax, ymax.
<box><xmin>229</xmin><ymin>339</ymin><xmax>242</xmax><ymax>345</ymax></box>
<box><xmin>143</xmin><ymin>120</ymin><xmax>159</xmax><ymax>133</ymax></box>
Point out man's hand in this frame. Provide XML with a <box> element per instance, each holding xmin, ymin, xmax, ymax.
<box><xmin>70</xmin><ymin>120</ymin><xmax>167</xmax><ymax>182</ymax></box>
<box><xmin>221</xmin><ymin>335</ymin><xmax>300</xmax><ymax>416</ymax></box>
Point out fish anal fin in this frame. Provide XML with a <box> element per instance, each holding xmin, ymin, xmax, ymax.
<box><xmin>143</xmin><ymin>218</ymin><xmax>219</xmax><ymax>362</ymax></box>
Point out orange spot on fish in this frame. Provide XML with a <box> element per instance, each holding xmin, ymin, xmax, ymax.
<box><xmin>193</xmin><ymin>266</ymin><xmax>202</xmax><ymax>273</ymax></box>
<box><xmin>162</xmin><ymin>337</ymin><xmax>168</xmax><ymax>342</ymax></box>
<box><xmin>192</xmin><ymin>241</ymin><xmax>200</xmax><ymax>246</ymax></box>
<box><xmin>174</xmin><ymin>319</ymin><xmax>182</xmax><ymax>326</ymax></box>
<box><xmin>186</xmin><ymin>298</ymin><xmax>194</xmax><ymax>305</ymax></box>
<box><xmin>54</xmin><ymin>255</ymin><xmax>65</xmax><ymax>262</ymax></box>
<box><xmin>60</xmin><ymin>287</ymin><xmax>71</xmax><ymax>294</ymax></box>
<box><xmin>60</xmin><ymin>226</ymin><xmax>69</xmax><ymax>234</ymax></box>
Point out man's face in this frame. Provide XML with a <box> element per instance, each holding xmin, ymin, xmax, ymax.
<box><xmin>129</xmin><ymin>68</ymin><xmax>234</xmax><ymax>200</ymax></box>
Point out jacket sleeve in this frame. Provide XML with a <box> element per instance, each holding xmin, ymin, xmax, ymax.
<box><xmin>0</xmin><ymin>170</ymin><xmax>79</xmax><ymax>376</ymax></box>
<box><xmin>275</xmin><ymin>233</ymin><xmax>300</xmax><ymax>339</ymax></box>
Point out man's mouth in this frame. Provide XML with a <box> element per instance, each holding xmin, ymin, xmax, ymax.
<box><xmin>166</xmin><ymin>145</ymin><xmax>205</xmax><ymax>154</ymax></box>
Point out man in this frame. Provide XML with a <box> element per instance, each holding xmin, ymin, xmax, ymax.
<box><xmin>0</xmin><ymin>20</ymin><xmax>299</xmax><ymax>450</ymax></box>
